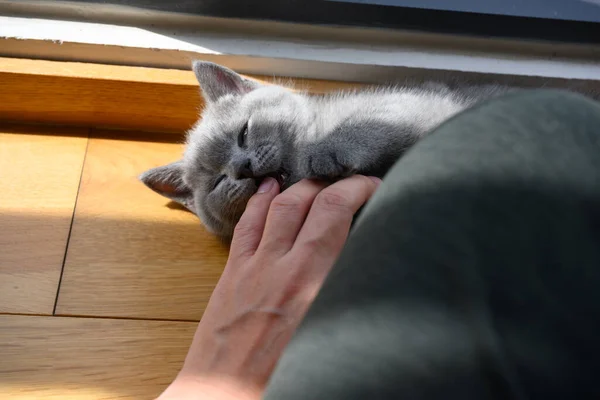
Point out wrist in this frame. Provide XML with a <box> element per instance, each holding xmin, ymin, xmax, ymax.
<box><xmin>156</xmin><ymin>374</ymin><xmax>262</xmax><ymax>400</ymax></box>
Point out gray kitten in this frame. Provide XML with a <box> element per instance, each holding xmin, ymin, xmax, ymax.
<box><xmin>138</xmin><ymin>61</ymin><xmax>522</xmax><ymax>240</ymax></box>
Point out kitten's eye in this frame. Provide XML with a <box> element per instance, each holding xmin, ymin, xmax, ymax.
<box><xmin>238</xmin><ymin>122</ymin><xmax>249</xmax><ymax>148</ymax></box>
<box><xmin>213</xmin><ymin>175</ymin><xmax>226</xmax><ymax>190</ymax></box>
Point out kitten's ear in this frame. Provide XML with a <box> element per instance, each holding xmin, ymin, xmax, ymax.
<box><xmin>192</xmin><ymin>61</ymin><xmax>259</xmax><ymax>103</ymax></box>
<box><xmin>139</xmin><ymin>161</ymin><xmax>196</xmax><ymax>213</ymax></box>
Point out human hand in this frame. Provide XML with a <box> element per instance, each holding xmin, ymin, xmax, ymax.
<box><xmin>156</xmin><ymin>175</ymin><xmax>381</xmax><ymax>400</ymax></box>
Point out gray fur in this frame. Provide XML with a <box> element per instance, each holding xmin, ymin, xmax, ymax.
<box><xmin>139</xmin><ymin>61</ymin><xmax>586</xmax><ymax>240</ymax></box>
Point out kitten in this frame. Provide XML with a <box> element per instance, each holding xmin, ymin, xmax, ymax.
<box><xmin>138</xmin><ymin>61</ymin><xmax>551</xmax><ymax>240</ymax></box>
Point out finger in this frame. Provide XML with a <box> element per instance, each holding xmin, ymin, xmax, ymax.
<box><xmin>229</xmin><ymin>177</ymin><xmax>280</xmax><ymax>260</ymax></box>
<box><xmin>258</xmin><ymin>179</ymin><xmax>328</xmax><ymax>256</ymax></box>
<box><xmin>292</xmin><ymin>175</ymin><xmax>381</xmax><ymax>267</ymax></box>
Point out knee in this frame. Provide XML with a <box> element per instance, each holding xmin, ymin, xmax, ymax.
<box><xmin>495</xmin><ymin>88</ymin><xmax>600</xmax><ymax>116</ymax></box>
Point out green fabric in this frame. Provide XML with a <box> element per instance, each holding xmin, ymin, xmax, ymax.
<box><xmin>264</xmin><ymin>90</ymin><xmax>600</xmax><ymax>400</ymax></box>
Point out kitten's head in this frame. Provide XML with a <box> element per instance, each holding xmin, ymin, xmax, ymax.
<box><xmin>140</xmin><ymin>61</ymin><xmax>313</xmax><ymax>240</ymax></box>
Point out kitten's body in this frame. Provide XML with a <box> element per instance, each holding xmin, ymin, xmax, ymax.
<box><xmin>139</xmin><ymin>62</ymin><xmax>575</xmax><ymax>240</ymax></box>
<box><xmin>293</xmin><ymin>84</ymin><xmax>513</xmax><ymax>181</ymax></box>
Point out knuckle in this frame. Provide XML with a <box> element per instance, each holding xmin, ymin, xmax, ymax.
<box><xmin>301</xmin><ymin>237</ymin><xmax>328</xmax><ymax>255</ymax></box>
<box><xmin>314</xmin><ymin>189</ymin><xmax>352</xmax><ymax>213</ymax></box>
<box><xmin>270</xmin><ymin>193</ymin><xmax>304</xmax><ymax>215</ymax></box>
<box><xmin>298</xmin><ymin>230</ymin><xmax>344</xmax><ymax>260</ymax></box>
<box><xmin>233</xmin><ymin>218</ymin><xmax>260</xmax><ymax>238</ymax></box>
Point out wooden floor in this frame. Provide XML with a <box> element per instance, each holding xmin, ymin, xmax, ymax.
<box><xmin>0</xmin><ymin>123</ymin><xmax>230</xmax><ymax>399</ymax></box>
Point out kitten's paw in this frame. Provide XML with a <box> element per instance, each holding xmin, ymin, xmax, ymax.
<box><xmin>305</xmin><ymin>149</ymin><xmax>356</xmax><ymax>180</ymax></box>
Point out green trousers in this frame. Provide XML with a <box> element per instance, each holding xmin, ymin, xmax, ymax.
<box><xmin>264</xmin><ymin>90</ymin><xmax>600</xmax><ymax>399</ymax></box>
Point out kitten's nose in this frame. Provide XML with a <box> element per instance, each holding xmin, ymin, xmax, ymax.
<box><xmin>232</xmin><ymin>158</ymin><xmax>255</xmax><ymax>179</ymax></box>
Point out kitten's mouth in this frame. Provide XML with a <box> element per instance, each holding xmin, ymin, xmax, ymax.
<box><xmin>255</xmin><ymin>168</ymin><xmax>289</xmax><ymax>189</ymax></box>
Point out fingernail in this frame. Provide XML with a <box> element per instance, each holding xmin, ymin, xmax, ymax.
<box><xmin>368</xmin><ymin>176</ymin><xmax>382</xmax><ymax>185</ymax></box>
<box><xmin>257</xmin><ymin>177</ymin><xmax>276</xmax><ymax>193</ymax></box>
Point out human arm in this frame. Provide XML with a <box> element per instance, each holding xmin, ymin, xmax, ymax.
<box><xmin>156</xmin><ymin>175</ymin><xmax>381</xmax><ymax>400</ymax></box>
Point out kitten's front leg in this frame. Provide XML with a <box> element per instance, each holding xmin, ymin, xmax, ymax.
<box><xmin>298</xmin><ymin>141</ymin><xmax>363</xmax><ymax>181</ymax></box>
<box><xmin>297</xmin><ymin>119</ymin><xmax>415</xmax><ymax>181</ymax></box>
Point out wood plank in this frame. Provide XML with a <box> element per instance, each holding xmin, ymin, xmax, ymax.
<box><xmin>0</xmin><ymin>314</ymin><xmax>196</xmax><ymax>400</ymax></box>
<box><xmin>0</xmin><ymin>124</ymin><xmax>87</xmax><ymax>315</ymax></box>
<box><xmin>56</xmin><ymin>130</ymin><xmax>229</xmax><ymax>321</ymax></box>
<box><xmin>0</xmin><ymin>57</ymin><xmax>365</xmax><ymax>133</ymax></box>
<box><xmin>0</xmin><ymin>60</ymin><xmax>201</xmax><ymax>134</ymax></box>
